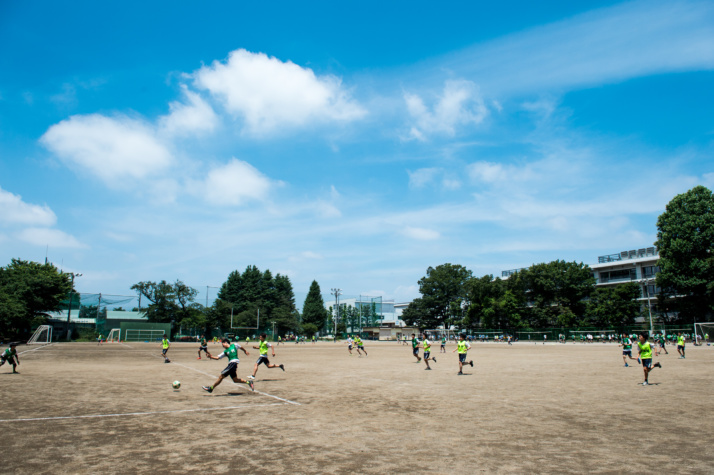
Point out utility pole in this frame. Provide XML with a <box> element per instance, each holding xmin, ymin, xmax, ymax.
<box><xmin>331</xmin><ymin>288</ymin><xmax>342</xmax><ymax>342</ymax></box>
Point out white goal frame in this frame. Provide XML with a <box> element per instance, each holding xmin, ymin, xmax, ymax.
<box><xmin>106</xmin><ymin>328</ymin><xmax>121</xmax><ymax>342</ymax></box>
<box><xmin>27</xmin><ymin>325</ymin><xmax>52</xmax><ymax>344</ymax></box>
<box><xmin>694</xmin><ymin>322</ymin><xmax>714</xmax><ymax>342</ymax></box>
<box><xmin>124</xmin><ymin>329</ymin><xmax>165</xmax><ymax>342</ymax></box>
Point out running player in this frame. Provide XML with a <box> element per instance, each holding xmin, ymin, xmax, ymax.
<box><xmin>421</xmin><ymin>333</ymin><xmax>436</xmax><ymax>370</ymax></box>
<box><xmin>440</xmin><ymin>335</ymin><xmax>447</xmax><ymax>353</ymax></box>
<box><xmin>97</xmin><ymin>334</ymin><xmax>103</xmax><ymax>345</ymax></box>
<box><xmin>202</xmin><ymin>338</ymin><xmax>254</xmax><ymax>393</ymax></box>
<box><xmin>197</xmin><ymin>334</ymin><xmax>210</xmax><ymax>359</ymax></box>
<box><xmin>411</xmin><ymin>334</ymin><xmax>421</xmax><ymax>363</ymax></box>
<box><xmin>637</xmin><ymin>332</ymin><xmax>661</xmax><ymax>386</ymax></box>
<box><xmin>354</xmin><ymin>335</ymin><xmax>367</xmax><ymax>356</ymax></box>
<box><xmin>249</xmin><ymin>333</ymin><xmax>284</xmax><ymax>379</ymax></box>
<box><xmin>160</xmin><ymin>334</ymin><xmax>171</xmax><ymax>363</ymax></box>
<box><xmin>346</xmin><ymin>335</ymin><xmax>354</xmax><ymax>356</ymax></box>
<box><xmin>677</xmin><ymin>332</ymin><xmax>686</xmax><ymax>359</ymax></box>
<box><xmin>620</xmin><ymin>334</ymin><xmax>637</xmax><ymax>367</ymax></box>
<box><xmin>0</xmin><ymin>343</ymin><xmax>20</xmax><ymax>373</ymax></box>
<box><xmin>452</xmin><ymin>333</ymin><xmax>473</xmax><ymax>375</ymax></box>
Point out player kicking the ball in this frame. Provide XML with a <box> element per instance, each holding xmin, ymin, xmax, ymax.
<box><xmin>249</xmin><ymin>333</ymin><xmax>284</xmax><ymax>380</ymax></box>
<box><xmin>202</xmin><ymin>338</ymin><xmax>254</xmax><ymax>393</ymax></box>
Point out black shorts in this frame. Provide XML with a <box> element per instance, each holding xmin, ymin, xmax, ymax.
<box><xmin>256</xmin><ymin>355</ymin><xmax>270</xmax><ymax>366</ymax></box>
<box><xmin>622</xmin><ymin>350</ymin><xmax>632</xmax><ymax>356</ymax></box>
<box><xmin>424</xmin><ymin>351</ymin><xmax>430</xmax><ymax>359</ymax></box>
<box><xmin>641</xmin><ymin>358</ymin><xmax>652</xmax><ymax>368</ymax></box>
<box><xmin>413</xmin><ymin>347</ymin><xmax>419</xmax><ymax>356</ymax></box>
<box><xmin>221</xmin><ymin>361</ymin><xmax>239</xmax><ymax>378</ymax></box>
<box><xmin>459</xmin><ymin>353</ymin><xmax>467</xmax><ymax>363</ymax></box>
<box><xmin>199</xmin><ymin>345</ymin><xmax>208</xmax><ymax>351</ymax></box>
<box><xmin>1</xmin><ymin>355</ymin><xmax>15</xmax><ymax>365</ymax></box>
<box><xmin>162</xmin><ymin>348</ymin><xmax>169</xmax><ymax>355</ymax></box>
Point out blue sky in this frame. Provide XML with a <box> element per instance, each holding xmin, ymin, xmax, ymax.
<box><xmin>1</xmin><ymin>0</ymin><xmax>713</xmax><ymax>306</ymax></box>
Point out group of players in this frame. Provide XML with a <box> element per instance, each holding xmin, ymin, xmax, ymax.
<box><xmin>157</xmin><ymin>333</ymin><xmax>286</xmax><ymax>394</ymax></box>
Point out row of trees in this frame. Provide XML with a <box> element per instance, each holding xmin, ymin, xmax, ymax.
<box><xmin>401</xmin><ymin>261</ymin><xmax>642</xmax><ymax>330</ymax></box>
<box><xmin>402</xmin><ymin>186</ymin><xmax>714</xmax><ymax>330</ymax></box>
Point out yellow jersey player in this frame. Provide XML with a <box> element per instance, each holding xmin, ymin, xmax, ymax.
<box><xmin>421</xmin><ymin>333</ymin><xmax>436</xmax><ymax>370</ymax></box>
<box><xmin>159</xmin><ymin>335</ymin><xmax>171</xmax><ymax>363</ymax></box>
<box><xmin>677</xmin><ymin>332</ymin><xmax>686</xmax><ymax>359</ymax></box>
<box><xmin>452</xmin><ymin>334</ymin><xmax>473</xmax><ymax>375</ymax></box>
<box><xmin>637</xmin><ymin>332</ymin><xmax>661</xmax><ymax>386</ymax></box>
<box><xmin>249</xmin><ymin>333</ymin><xmax>284</xmax><ymax>379</ymax></box>
<box><xmin>203</xmin><ymin>338</ymin><xmax>254</xmax><ymax>393</ymax></box>
<box><xmin>354</xmin><ymin>335</ymin><xmax>367</xmax><ymax>356</ymax></box>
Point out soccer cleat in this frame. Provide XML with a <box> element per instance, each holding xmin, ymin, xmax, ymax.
<box><xmin>202</xmin><ymin>386</ymin><xmax>213</xmax><ymax>393</ymax></box>
<box><xmin>655</xmin><ymin>362</ymin><xmax>662</xmax><ymax>368</ymax></box>
<box><xmin>642</xmin><ymin>381</ymin><xmax>648</xmax><ymax>386</ymax></box>
<box><xmin>280</xmin><ymin>364</ymin><xmax>285</xmax><ymax>371</ymax></box>
<box><xmin>624</xmin><ymin>363</ymin><xmax>629</xmax><ymax>367</ymax></box>
<box><xmin>457</xmin><ymin>371</ymin><xmax>463</xmax><ymax>375</ymax></box>
<box><xmin>248</xmin><ymin>375</ymin><xmax>255</xmax><ymax>379</ymax></box>
<box><xmin>12</xmin><ymin>370</ymin><xmax>19</xmax><ymax>374</ymax></box>
<box><xmin>197</xmin><ymin>357</ymin><xmax>201</xmax><ymax>360</ymax></box>
<box><xmin>432</xmin><ymin>358</ymin><xmax>437</xmax><ymax>363</ymax></box>
<box><xmin>470</xmin><ymin>361</ymin><xmax>474</xmax><ymax>367</ymax></box>
<box><xmin>247</xmin><ymin>380</ymin><xmax>255</xmax><ymax>392</ymax></box>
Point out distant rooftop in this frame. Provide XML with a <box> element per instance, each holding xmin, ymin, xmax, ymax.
<box><xmin>597</xmin><ymin>247</ymin><xmax>658</xmax><ymax>264</ymax></box>
<box><xmin>501</xmin><ymin>268</ymin><xmax>527</xmax><ymax>278</ymax></box>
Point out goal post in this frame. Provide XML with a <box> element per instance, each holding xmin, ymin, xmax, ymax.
<box><xmin>27</xmin><ymin>325</ymin><xmax>52</xmax><ymax>344</ymax></box>
<box><xmin>106</xmin><ymin>328</ymin><xmax>121</xmax><ymax>342</ymax></box>
<box><xmin>694</xmin><ymin>322</ymin><xmax>714</xmax><ymax>344</ymax></box>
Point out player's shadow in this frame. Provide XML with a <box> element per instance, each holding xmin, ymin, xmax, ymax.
<box><xmin>216</xmin><ymin>392</ymin><xmax>248</xmax><ymax>397</ymax></box>
<box><xmin>255</xmin><ymin>378</ymin><xmax>281</xmax><ymax>382</ymax></box>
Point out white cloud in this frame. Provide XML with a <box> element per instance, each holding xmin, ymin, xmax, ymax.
<box><xmin>0</xmin><ymin>187</ymin><xmax>56</xmax><ymax>226</ymax></box>
<box><xmin>402</xmin><ymin>226</ymin><xmax>440</xmax><ymax>241</ymax></box>
<box><xmin>198</xmin><ymin>158</ymin><xmax>275</xmax><ymax>206</ymax></box>
<box><xmin>159</xmin><ymin>85</ymin><xmax>218</xmax><ymax>136</ymax></box>
<box><xmin>408</xmin><ymin>167</ymin><xmax>440</xmax><ymax>188</ymax></box>
<box><xmin>431</xmin><ymin>0</ymin><xmax>714</xmax><ymax>95</ymax></box>
<box><xmin>193</xmin><ymin>49</ymin><xmax>366</xmax><ymax>135</ymax></box>
<box><xmin>404</xmin><ymin>80</ymin><xmax>487</xmax><ymax>140</ymax></box>
<box><xmin>41</xmin><ymin>114</ymin><xmax>172</xmax><ymax>183</ymax></box>
<box><xmin>16</xmin><ymin>227</ymin><xmax>85</xmax><ymax>249</ymax></box>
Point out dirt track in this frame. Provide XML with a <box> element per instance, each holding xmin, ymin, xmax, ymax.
<box><xmin>1</xmin><ymin>340</ymin><xmax>712</xmax><ymax>474</ymax></box>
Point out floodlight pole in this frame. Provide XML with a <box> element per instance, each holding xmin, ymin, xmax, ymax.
<box><xmin>65</xmin><ymin>272</ymin><xmax>82</xmax><ymax>339</ymax></box>
<box><xmin>331</xmin><ymin>288</ymin><xmax>341</xmax><ymax>342</ymax></box>
<box><xmin>642</xmin><ymin>278</ymin><xmax>654</xmax><ymax>336</ymax></box>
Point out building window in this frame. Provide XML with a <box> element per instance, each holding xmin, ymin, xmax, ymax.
<box><xmin>599</xmin><ymin>268</ymin><xmax>636</xmax><ymax>283</ymax></box>
<box><xmin>642</xmin><ymin>266</ymin><xmax>660</xmax><ymax>278</ymax></box>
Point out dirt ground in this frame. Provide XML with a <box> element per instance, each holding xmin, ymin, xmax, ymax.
<box><xmin>1</xmin><ymin>339</ymin><xmax>712</xmax><ymax>474</ymax></box>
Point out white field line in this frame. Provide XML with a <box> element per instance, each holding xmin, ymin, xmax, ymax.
<box><xmin>18</xmin><ymin>343</ymin><xmax>56</xmax><ymax>355</ymax></box>
<box><xmin>0</xmin><ymin>403</ymin><xmax>286</xmax><ymax>423</ymax></box>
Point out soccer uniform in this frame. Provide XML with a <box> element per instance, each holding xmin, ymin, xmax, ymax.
<box><xmin>347</xmin><ymin>337</ymin><xmax>354</xmax><ymax>350</ymax></box>
<box><xmin>622</xmin><ymin>338</ymin><xmax>633</xmax><ymax>356</ymax></box>
<box><xmin>1</xmin><ymin>347</ymin><xmax>18</xmax><ymax>366</ymax></box>
<box><xmin>354</xmin><ymin>336</ymin><xmax>365</xmax><ymax>350</ymax></box>
<box><xmin>423</xmin><ymin>338</ymin><xmax>431</xmax><ymax>360</ymax></box>
<box><xmin>412</xmin><ymin>337</ymin><xmax>419</xmax><ymax>357</ymax></box>
<box><xmin>256</xmin><ymin>340</ymin><xmax>273</xmax><ymax>366</ymax></box>
<box><xmin>638</xmin><ymin>341</ymin><xmax>653</xmax><ymax>368</ymax></box>
<box><xmin>440</xmin><ymin>337</ymin><xmax>446</xmax><ymax>349</ymax></box>
<box><xmin>218</xmin><ymin>343</ymin><xmax>243</xmax><ymax>378</ymax></box>
<box><xmin>457</xmin><ymin>340</ymin><xmax>470</xmax><ymax>363</ymax></box>
<box><xmin>200</xmin><ymin>338</ymin><xmax>208</xmax><ymax>352</ymax></box>
<box><xmin>161</xmin><ymin>338</ymin><xmax>170</xmax><ymax>360</ymax></box>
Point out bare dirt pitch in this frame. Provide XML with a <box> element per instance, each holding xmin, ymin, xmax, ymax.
<box><xmin>1</xmin><ymin>340</ymin><xmax>713</xmax><ymax>474</ymax></box>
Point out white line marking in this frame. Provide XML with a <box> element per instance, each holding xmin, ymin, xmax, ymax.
<box><xmin>0</xmin><ymin>403</ymin><xmax>286</xmax><ymax>423</ymax></box>
<box><xmin>18</xmin><ymin>343</ymin><xmax>56</xmax><ymax>355</ymax></box>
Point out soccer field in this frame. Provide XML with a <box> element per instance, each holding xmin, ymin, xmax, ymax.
<box><xmin>1</xmin><ymin>340</ymin><xmax>713</xmax><ymax>473</ymax></box>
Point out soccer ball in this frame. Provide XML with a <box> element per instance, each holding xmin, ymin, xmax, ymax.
<box><xmin>172</xmin><ymin>380</ymin><xmax>181</xmax><ymax>389</ymax></box>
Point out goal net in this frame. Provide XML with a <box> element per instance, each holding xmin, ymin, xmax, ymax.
<box><xmin>694</xmin><ymin>323</ymin><xmax>714</xmax><ymax>344</ymax></box>
<box><xmin>27</xmin><ymin>325</ymin><xmax>52</xmax><ymax>344</ymax></box>
<box><xmin>106</xmin><ymin>328</ymin><xmax>121</xmax><ymax>342</ymax></box>
<box><xmin>124</xmin><ymin>329</ymin><xmax>165</xmax><ymax>342</ymax></box>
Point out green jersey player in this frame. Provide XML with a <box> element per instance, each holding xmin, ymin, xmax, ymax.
<box><xmin>0</xmin><ymin>343</ymin><xmax>20</xmax><ymax>373</ymax></box>
<box><xmin>203</xmin><ymin>338</ymin><xmax>254</xmax><ymax>393</ymax></box>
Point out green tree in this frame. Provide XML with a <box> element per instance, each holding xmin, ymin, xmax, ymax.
<box><xmin>584</xmin><ymin>283</ymin><xmax>641</xmax><ymax>328</ymax></box>
<box><xmin>402</xmin><ymin>264</ymin><xmax>472</xmax><ymax>329</ymax></box>
<box><xmin>131</xmin><ymin>280</ymin><xmax>179</xmax><ymax>323</ymax></box>
<box><xmin>302</xmin><ymin>280</ymin><xmax>328</xmax><ymax>334</ymax></box>
<box><xmin>655</xmin><ymin>185</ymin><xmax>714</xmax><ymax>322</ymax></box>
<box><xmin>0</xmin><ymin>259</ymin><xmax>72</xmax><ymax>336</ymax></box>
